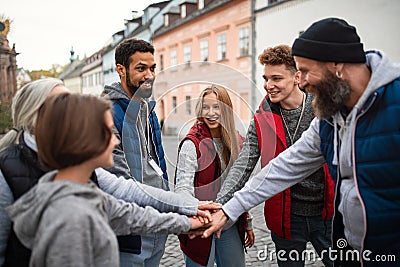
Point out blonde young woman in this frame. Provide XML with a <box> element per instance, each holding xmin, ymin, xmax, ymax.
<box><xmin>175</xmin><ymin>86</ymin><xmax>254</xmax><ymax>267</ymax></box>
<box><xmin>5</xmin><ymin>93</ymin><xmax>207</xmax><ymax>267</ymax></box>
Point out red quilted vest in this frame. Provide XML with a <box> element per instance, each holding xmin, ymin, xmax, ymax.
<box><xmin>176</xmin><ymin>122</ymin><xmax>247</xmax><ymax>265</ymax></box>
<box><xmin>254</xmin><ymin>95</ymin><xmax>334</xmax><ymax>239</ymax></box>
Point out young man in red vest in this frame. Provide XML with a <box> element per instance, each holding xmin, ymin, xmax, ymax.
<box><xmin>215</xmin><ymin>45</ymin><xmax>334</xmax><ymax>266</ymax></box>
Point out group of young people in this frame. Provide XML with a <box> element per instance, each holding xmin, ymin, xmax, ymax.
<box><xmin>0</xmin><ymin>17</ymin><xmax>399</xmax><ymax>267</ymax></box>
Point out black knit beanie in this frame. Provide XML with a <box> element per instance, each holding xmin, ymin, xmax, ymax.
<box><xmin>292</xmin><ymin>17</ymin><xmax>366</xmax><ymax>63</ymax></box>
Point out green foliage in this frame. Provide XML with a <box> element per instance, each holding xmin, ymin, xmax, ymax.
<box><xmin>0</xmin><ymin>103</ymin><xmax>13</xmax><ymax>134</ymax></box>
<box><xmin>29</xmin><ymin>70</ymin><xmax>54</xmax><ymax>80</ymax></box>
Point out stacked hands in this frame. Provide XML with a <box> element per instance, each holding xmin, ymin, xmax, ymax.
<box><xmin>187</xmin><ymin>202</ymin><xmax>255</xmax><ymax>248</ymax></box>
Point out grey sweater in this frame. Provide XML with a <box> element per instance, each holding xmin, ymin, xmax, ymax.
<box><xmin>0</xmin><ymin>133</ymin><xmax>198</xmax><ymax>266</ymax></box>
<box><xmin>6</xmin><ymin>171</ymin><xmax>191</xmax><ymax>267</ymax></box>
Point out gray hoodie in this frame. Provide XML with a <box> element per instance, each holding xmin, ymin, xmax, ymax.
<box><xmin>6</xmin><ymin>171</ymin><xmax>191</xmax><ymax>267</ymax></box>
<box><xmin>102</xmin><ymin>83</ymin><xmax>135</xmax><ymax>180</ymax></box>
<box><xmin>222</xmin><ymin>50</ymin><xmax>400</xmax><ymax>251</ymax></box>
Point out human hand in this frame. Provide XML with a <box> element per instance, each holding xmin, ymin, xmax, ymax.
<box><xmin>195</xmin><ymin>210</ymin><xmax>211</xmax><ymax>224</ymax></box>
<box><xmin>187</xmin><ymin>216</ymin><xmax>213</xmax><ymax>239</ymax></box>
<box><xmin>245</xmin><ymin>229</ymin><xmax>255</xmax><ymax>248</ymax></box>
<box><xmin>202</xmin><ymin>209</ymin><xmax>227</xmax><ymax>239</ymax></box>
<box><xmin>189</xmin><ymin>216</ymin><xmax>209</xmax><ymax>230</ymax></box>
<box><xmin>198</xmin><ymin>201</ymin><xmax>222</xmax><ymax>212</ymax></box>
<box><xmin>196</xmin><ymin>201</ymin><xmax>222</xmax><ymax>223</ymax></box>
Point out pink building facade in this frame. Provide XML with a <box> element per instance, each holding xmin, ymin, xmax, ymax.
<box><xmin>153</xmin><ymin>0</ymin><xmax>253</xmax><ymax>136</ymax></box>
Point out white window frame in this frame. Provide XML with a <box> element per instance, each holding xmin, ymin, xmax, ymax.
<box><xmin>164</xmin><ymin>15</ymin><xmax>169</xmax><ymax>27</ymax></box>
<box><xmin>239</xmin><ymin>27</ymin><xmax>249</xmax><ymax>56</ymax></box>
<box><xmin>185</xmin><ymin>96</ymin><xmax>191</xmax><ymax>115</ymax></box>
<box><xmin>184</xmin><ymin>45</ymin><xmax>191</xmax><ymax>64</ymax></box>
<box><xmin>181</xmin><ymin>5</ymin><xmax>187</xmax><ymax>18</ymax></box>
<box><xmin>217</xmin><ymin>33</ymin><xmax>227</xmax><ymax>61</ymax></box>
<box><xmin>172</xmin><ymin>96</ymin><xmax>177</xmax><ymax>113</ymax></box>
<box><xmin>198</xmin><ymin>0</ymin><xmax>204</xmax><ymax>10</ymax></box>
<box><xmin>200</xmin><ymin>39</ymin><xmax>208</xmax><ymax>62</ymax></box>
<box><xmin>170</xmin><ymin>49</ymin><xmax>177</xmax><ymax>66</ymax></box>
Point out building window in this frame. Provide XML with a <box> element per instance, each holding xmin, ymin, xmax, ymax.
<box><xmin>186</xmin><ymin>96</ymin><xmax>191</xmax><ymax>115</ymax></box>
<box><xmin>239</xmin><ymin>27</ymin><xmax>249</xmax><ymax>56</ymax></box>
<box><xmin>198</xmin><ymin>0</ymin><xmax>204</xmax><ymax>9</ymax></box>
<box><xmin>164</xmin><ymin>15</ymin><xmax>169</xmax><ymax>27</ymax></box>
<box><xmin>89</xmin><ymin>75</ymin><xmax>93</xmax><ymax>87</ymax></box>
<box><xmin>160</xmin><ymin>54</ymin><xmax>164</xmax><ymax>71</ymax></box>
<box><xmin>181</xmin><ymin>5</ymin><xmax>187</xmax><ymax>18</ymax></box>
<box><xmin>184</xmin><ymin>45</ymin><xmax>191</xmax><ymax>65</ymax></box>
<box><xmin>170</xmin><ymin>49</ymin><xmax>177</xmax><ymax>66</ymax></box>
<box><xmin>200</xmin><ymin>39</ymin><xmax>208</xmax><ymax>62</ymax></box>
<box><xmin>217</xmin><ymin>33</ymin><xmax>227</xmax><ymax>61</ymax></box>
<box><xmin>172</xmin><ymin>96</ymin><xmax>177</xmax><ymax>113</ymax></box>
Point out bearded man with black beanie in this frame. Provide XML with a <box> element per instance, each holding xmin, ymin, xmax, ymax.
<box><xmin>203</xmin><ymin>17</ymin><xmax>400</xmax><ymax>267</ymax></box>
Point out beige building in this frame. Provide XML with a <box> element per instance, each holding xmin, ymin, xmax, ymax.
<box><xmin>81</xmin><ymin>48</ymin><xmax>106</xmax><ymax>95</ymax></box>
<box><xmin>254</xmin><ymin>0</ymin><xmax>400</xmax><ymax>102</ymax></box>
<box><xmin>58</xmin><ymin>54</ymin><xmax>84</xmax><ymax>94</ymax></box>
<box><xmin>153</xmin><ymin>0</ymin><xmax>259</xmax><ymax>136</ymax></box>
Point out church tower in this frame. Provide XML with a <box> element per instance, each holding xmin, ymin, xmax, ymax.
<box><xmin>0</xmin><ymin>17</ymin><xmax>18</xmax><ymax>104</ymax></box>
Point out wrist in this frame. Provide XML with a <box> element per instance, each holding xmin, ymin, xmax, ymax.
<box><xmin>220</xmin><ymin>208</ymin><xmax>230</xmax><ymax>221</ymax></box>
<box><xmin>246</xmin><ymin>213</ymin><xmax>253</xmax><ymax>230</ymax></box>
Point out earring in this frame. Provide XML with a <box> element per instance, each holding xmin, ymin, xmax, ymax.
<box><xmin>336</xmin><ymin>70</ymin><xmax>343</xmax><ymax>79</ymax></box>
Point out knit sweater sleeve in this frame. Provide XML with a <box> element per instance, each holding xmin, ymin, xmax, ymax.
<box><xmin>174</xmin><ymin>140</ymin><xmax>198</xmax><ymax>198</ymax></box>
<box><xmin>216</xmin><ymin>120</ymin><xmax>261</xmax><ymax>204</ymax></box>
<box><xmin>95</xmin><ymin>168</ymin><xmax>198</xmax><ymax>216</ymax></box>
<box><xmin>223</xmin><ymin>118</ymin><xmax>326</xmax><ymax>221</ymax></box>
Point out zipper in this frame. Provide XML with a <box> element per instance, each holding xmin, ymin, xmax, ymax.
<box><xmin>351</xmin><ymin>92</ymin><xmax>377</xmax><ymax>267</ymax></box>
<box><xmin>281</xmin><ymin>190</ymin><xmax>286</xmax><ymax>239</ymax></box>
<box><xmin>136</xmin><ymin>122</ymin><xmax>145</xmax><ymax>184</ymax></box>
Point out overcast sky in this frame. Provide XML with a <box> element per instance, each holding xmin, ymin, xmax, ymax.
<box><xmin>1</xmin><ymin>0</ymin><xmax>160</xmax><ymax>70</ymax></box>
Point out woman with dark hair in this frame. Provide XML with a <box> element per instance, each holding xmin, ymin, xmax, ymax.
<box><xmin>6</xmin><ymin>93</ymin><xmax>206</xmax><ymax>267</ymax></box>
<box><xmin>175</xmin><ymin>85</ymin><xmax>254</xmax><ymax>267</ymax></box>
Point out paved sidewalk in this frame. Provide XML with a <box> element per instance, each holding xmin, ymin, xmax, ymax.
<box><xmin>160</xmin><ymin>203</ymin><xmax>325</xmax><ymax>267</ymax></box>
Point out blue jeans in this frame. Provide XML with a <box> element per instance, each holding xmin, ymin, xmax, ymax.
<box><xmin>119</xmin><ymin>233</ymin><xmax>168</xmax><ymax>267</ymax></box>
<box><xmin>184</xmin><ymin>223</ymin><xmax>245</xmax><ymax>267</ymax></box>
<box><xmin>271</xmin><ymin>214</ymin><xmax>332</xmax><ymax>267</ymax></box>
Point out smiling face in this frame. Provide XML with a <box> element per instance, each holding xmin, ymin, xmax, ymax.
<box><xmin>117</xmin><ymin>51</ymin><xmax>156</xmax><ymax>99</ymax></box>
<box><xmin>295</xmin><ymin>56</ymin><xmax>351</xmax><ymax>119</ymax></box>
<box><xmin>262</xmin><ymin>64</ymin><xmax>300</xmax><ymax>105</ymax></box>
<box><xmin>201</xmin><ymin>93</ymin><xmax>221</xmax><ymax>135</ymax></box>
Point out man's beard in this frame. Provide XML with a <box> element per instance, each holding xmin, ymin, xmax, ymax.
<box><xmin>305</xmin><ymin>70</ymin><xmax>351</xmax><ymax>119</ymax></box>
<box><xmin>126</xmin><ymin>71</ymin><xmax>153</xmax><ymax>99</ymax></box>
